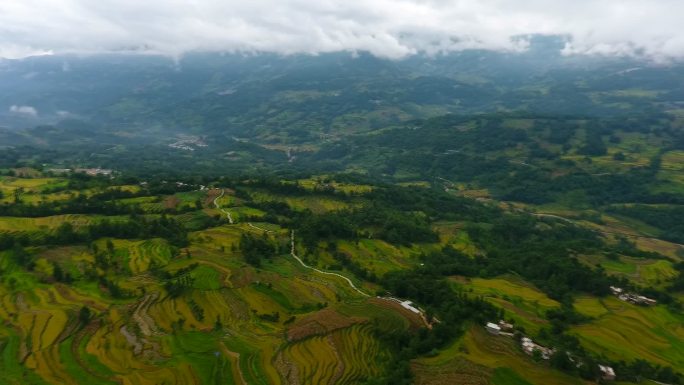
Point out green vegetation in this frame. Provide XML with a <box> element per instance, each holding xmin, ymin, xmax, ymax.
<box><xmin>2</xmin><ymin>104</ymin><xmax>684</xmax><ymax>385</ymax></box>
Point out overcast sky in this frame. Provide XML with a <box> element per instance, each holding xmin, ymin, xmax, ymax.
<box><xmin>1</xmin><ymin>0</ymin><xmax>683</xmax><ymax>61</ymax></box>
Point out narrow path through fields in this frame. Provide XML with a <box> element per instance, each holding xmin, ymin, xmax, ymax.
<box><xmin>212</xmin><ymin>189</ymin><xmax>279</xmax><ymax>233</ymax></box>
<box><xmin>533</xmin><ymin>212</ymin><xmax>684</xmax><ymax>248</ymax></box>
<box><xmin>248</xmin><ymin>222</ymin><xmax>274</xmax><ymax>233</ymax></box>
<box><xmin>213</xmin><ymin>189</ymin><xmax>234</xmax><ymax>224</ymax></box>
<box><xmin>289</xmin><ymin>231</ymin><xmax>370</xmax><ymax>297</ymax></box>
<box><xmin>289</xmin><ymin>231</ymin><xmax>435</xmax><ymax>328</ymax></box>
<box><xmin>219</xmin><ymin>342</ymin><xmax>247</xmax><ymax>385</ymax></box>
<box><xmin>211</xmin><ymin>189</ymin><xmax>433</xmax><ymax>327</ymax></box>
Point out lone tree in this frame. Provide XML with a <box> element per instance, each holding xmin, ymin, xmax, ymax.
<box><xmin>79</xmin><ymin>306</ymin><xmax>92</xmax><ymax>326</ymax></box>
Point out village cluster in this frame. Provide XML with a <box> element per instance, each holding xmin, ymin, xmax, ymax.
<box><xmin>168</xmin><ymin>136</ymin><xmax>208</xmax><ymax>151</ymax></box>
<box><xmin>609</xmin><ymin>286</ymin><xmax>657</xmax><ymax>306</ymax></box>
<box><xmin>485</xmin><ymin>320</ymin><xmax>616</xmax><ymax>382</ymax></box>
<box><xmin>48</xmin><ymin>168</ymin><xmax>114</xmax><ymax>176</ymax></box>
<box><xmin>481</xmin><ymin>286</ymin><xmax>656</xmax><ymax>381</ymax></box>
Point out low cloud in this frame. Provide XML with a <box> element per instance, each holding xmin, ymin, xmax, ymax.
<box><xmin>9</xmin><ymin>105</ymin><xmax>38</xmax><ymax>117</ymax></box>
<box><xmin>0</xmin><ymin>0</ymin><xmax>683</xmax><ymax>61</ymax></box>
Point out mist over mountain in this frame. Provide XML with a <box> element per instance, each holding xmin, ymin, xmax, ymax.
<box><xmin>4</xmin><ymin>3</ymin><xmax>684</xmax><ymax>385</ymax></box>
<box><xmin>1</xmin><ymin>36</ymin><xmax>683</xmax><ymax>143</ymax></box>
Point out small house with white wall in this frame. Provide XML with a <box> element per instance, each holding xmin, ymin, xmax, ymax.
<box><xmin>485</xmin><ymin>322</ymin><xmax>501</xmax><ymax>335</ymax></box>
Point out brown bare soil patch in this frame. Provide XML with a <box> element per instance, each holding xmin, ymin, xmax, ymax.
<box><xmin>12</xmin><ymin>167</ymin><xmax>41</xmax><ymax>177</ymax></box>
<box><xmin>448</xmin><ymin>275</ymin><xmax>471</xmax><ymax>285</ymax></box>
<box><xmin>287</xmin><ymin>308</ymin><xmax>365</xmax><ymax>342</ymax></box>
<box><xmin>412</xmin><ymin>358</ymin><xmax>492</xmax><ymax>385</ymax></box>
<box><xmin>205</xmin><ymin>189</ymin><xmax>221</xmax><ymax>205</ymax></box>
<box><xmin>36</xmin><ymin>246</ymin><xmax>88</xmax><ymax>262</ymax></box>
<box><xmin>54</xmin><ymin>284</ymin><xmax>107</xmax><ymax>312</ymax></box>
<box><xmin>163</xmin><ymin>196</ymin><xmax>181</xmax><ymax>209</ymax></box>
<box><xmin>204</xmin><ymin>188</ymin><xmax>236</xmax><ymax>206</ymax></box>
<box><xmin>229</xmin><ymin>268</ymin><xmax>256</xmax><ymax>288</ymax></box>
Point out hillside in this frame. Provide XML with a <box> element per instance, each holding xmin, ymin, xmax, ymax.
<box><xmin>0</xmin><ymin>169</ymin><xmax>682</xmax><ymax>385</ymax></box>
<box><xmin>2</xmin><ymin>43</ymin><xmax>684</xmax><ymax>385</ymax></box>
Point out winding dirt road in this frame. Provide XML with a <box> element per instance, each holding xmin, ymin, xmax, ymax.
<box><xmin>213</xmin><ymin>189</ymin><xmax>234</xmax><ymax>224</ymax></box>
<box><xmin>247</xmin><ymin>222</ymin><xmax>274</xmax><ymax>233</ymax></box>
<box><xmin>289</xmin><ymin>231</ymin><xmax>370</xmax><ymax>297</ymax></box>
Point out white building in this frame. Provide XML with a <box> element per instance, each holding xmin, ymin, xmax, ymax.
<box><xmin>498</xmin><ymin>320</ymin><xmax>514</xmax><ymax>331</ymax></box>
<box><xmin>400</xmin><ymin>300</ymin><xmax>421</xmax><ymax>314</ymax></box>
<box><xmin>521</xmin><ymin>337</ymin><xmax>554</xmax><ymax>360</ymax></box>
<box><xmin>599</xmin><ymin>365</ymin><xmax>616</xmax><ymax>381</ymax></box>
<box><xmin>485</xmin><ymin>322</ymin><xmax>501</xmax><ymax>335</ymax></box>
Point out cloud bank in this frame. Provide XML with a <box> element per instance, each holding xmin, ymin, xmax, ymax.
<box><xmin>9</xmin><ymin>105</ymin><xmax>38</xmax><ymax>117</ymax></box>
<box><xmin>0</xmin><ymin>0</ymin><xmax>683</xmax><ymax>61</ymax></box>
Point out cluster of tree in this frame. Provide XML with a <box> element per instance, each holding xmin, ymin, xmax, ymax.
<box><xmin>0</xmin><ymin>193</ymin><xmax>143</xmax><ymax>217</ymax></box>
<box><xmin>239</xmin><ymin>178</ymin><xmax>321</xmax><ymax>196</ymax></box>
<box><xmin>405</xmin><ymin>214</ymin><xmax>617</xmax><ymax>301</ymax></box>
<box><xmin>613</xmin><ymin>359</ymin><xmax>681</xmax><ymax>384</ymax></box>
<box><xmin>51</xmin><ymin>262</ymin><xmax>73</xmax><ymax>283</ymax></box>
<box><xmin>46</xmin><ymin>215</ymin><xmax>189</xmax><ymax>247</ymax></box>
<box><xmin>187</xmin><ymin>298</ymin><xmax>205</xmax><ymax>321</ymax></box>
<box><xmin>464</xmin><ymin>215</ymin><xmax>614</xmax><ymax>300</ymax></box>
<box><xmin>355</xmin><ymin>205</ymin><xmax>439</xmax><ymax>245</ymax></box>
<box><xmin>327</xmin><ymin>244</ymin><xmax>378</xmax><ymax>283</ymax></box>
<box><xmin>239</xmin><ymin>233</ymin><xmax>276</xmax><ymax>267</ymax></box>
<box><xmin>669</xmin><ymin>262</ymin><xmax>684</xmax><ymax>293</ymax></box>
<box><xmin>2</xmin><ymin>186</ymin><xmax>206</xmax><ymax>217</ymax></box>
<box><xmin>3</xmin><ymin>216</ymin><xmax>189</xmax><ymax>254</ymax></box>
<box><xmin>255</xmin><ymin>311</ymin><xmax>280</xmax><ymax>322</ymax></box>
<box><xmin>371</xmin><ymin>269</ymin><xmax>501</xmax><ymax>384</ymax></box>
<box><xmin>297</xmin><ymin>112</ymin><xmax>684</xmax><ymax>209</ymax></box>
<box><xmin>159</xmin><ymin>264</ymin><xmax>199</xmax><ymax>297</ymax></box>
<box><xmin>78</xmin><ymin>306</ymin><xmax>92</xmax><ymax>326</ymax></box>
<box><xmin>577</xmin><ymin>128</ymin><xmax>607</xmax><ymax>156</ymax></box>
<box><xmin>608</xmin><ymin>204</ymin><xmax>684</xmax><ymax>243</ymax></box>
<box><xmin>296</xmin><ymin>206</ymin><xmax>438</xmax><ymax>251</ymax></box>
<box><xmin>297</xmin><ymin>211</ymin><xmax>356</xmax><ymax>251</ymax></box>
<box><xmin>99</xmin><ymin>276</ymin><xmax>128</xmax><ymax>299</ymax></box>
<box><xmin>248</xmin><ymin>200</ymin><xmax>297</xmax><ymax>225</ymax></box>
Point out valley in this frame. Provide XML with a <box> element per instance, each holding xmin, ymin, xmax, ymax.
<box><xmin>0</xmin><ymin>162</ymin><xmax>682</xmax><ymax>384</ymax></box>
<box><xmin>1</xmin><ymin>41</ymin><xmax>684</xmax><ymax>385</ymax></box>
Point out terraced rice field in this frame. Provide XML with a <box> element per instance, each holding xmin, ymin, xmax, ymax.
<box><xmin>336</xmin><ymin>238</ymin><xmax>422</xmax><ymax>276</ymax></box>
<box><xmin>105</xmin><ymin>238</ymin><xmax>174</xmax><ymax>274</ymax></box>
<box><xmin>191</xmin><ymin>265</ymin><xmax>222</xmax><ymax>290</ymax></box>
<box><xmin>231</xmin><ymin>206</ymin><xmax>267</xmax><ymax>222</ymax></box>
<box><xmin>279</xmin><ymin>324</ymin><xmax>388</xmax><ymax>385</ymax></box>
<box><xmin>413</xmin><ymin>326</ymin><xmax>582</xmax><ymax>385</ymax></box>
<box><xmin>464</xmin><ymin>277</ymin><xmax>560</xmax><ymax>308</ymax></box>
<box><xmin>0</xmin><ymin>214</ymin><xmax>119</xmax><ymax>232</ymax></box>
<box><xmin>661</xmin><ymin>150</ymin><xmax>684</xmax><ymax>172</ymax></box>
<box><xmin>0</xmin><ymin>285</ymin><xmax>112</xmax><ymax>385</ymax></box>
<box><xmin>453</xmin><ymin>276</ymin><xmax>558</xmax><ymax>333</ymax></box>
<box><xmin>117</xmin><ymin>196</ymin><xmax>164</xmax><ymax>213</ymax></box>
<box><xmin>432</xmin><ymin>221</ymin><xmax>480</xmax><ymax>255</ymax></box>
<box><xmin>572</xmin><ymin>296</ymin><xmax>684</xmax><ymax>370</ymax></box>
<box><xmin>296</xmin><ymin>178</ymin><xmax>374</xmax><ymax>194</ymax></box>
<box><xmin>3</xmin><ymin>175</ymin><xmax>596</xmax><ymax>385</ymax></box>
<box><xmin>249</xmin><ymin>190</ymin><xmax>352</xmax><ymax>213</ymax></box>
<box><xmin>0</xmin><ymin>177</ymin><xmax>67</xmax><ymax>193</ymax></box>
<box><xmin>578</xmin><ymin>254</ymin><xmax>678</xmax><ymax>289</ymax></box>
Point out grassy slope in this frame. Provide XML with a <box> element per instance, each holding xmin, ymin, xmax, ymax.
<box><xmin>573</xmin><ymin>296</ymin><xmax>684</xmax><ymax>370</ymax></box>
<box><xmin>413</xmin><ymin>327</ymin><xmax>584</xmax><ymax>385</ymax></box>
